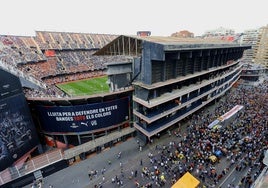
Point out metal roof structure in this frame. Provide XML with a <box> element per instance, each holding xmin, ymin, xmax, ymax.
<box><xmin>95</xmin><ymin>35</ymin><xmax>251</xmax><ymax>56</ymax></box>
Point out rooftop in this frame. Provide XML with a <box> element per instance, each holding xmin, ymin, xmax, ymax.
<box><xmin>127</xmin><ymin>35</ymin><xmax>251</xmax><ymax>51</ymax></box>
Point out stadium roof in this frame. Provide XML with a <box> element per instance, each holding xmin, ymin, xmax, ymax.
<box><xmin>129</xmin><ymin>35</ymin><xmax>234</xmax><ymax>44</ymax></box>
<box><xmin>95</xmin><ymin>35</ymin><xmax>251</xmax><ymax>56</ymax></box>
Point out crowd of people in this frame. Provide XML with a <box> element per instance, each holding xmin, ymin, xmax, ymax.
<box><xmin>86</xmin><ymin>80</ymin><xmax>267</xmax><ymax>188</ymax></box>
<box><xmin>35</xmin><ymin>31</ymin><xmax>117</xmax><ymax>50</ymax></box>
<box><xmin>0</xmin><ymin>35</ymin><xmax>131</xmax><ymax>99</ymax></box>
<box><xmin>0</xmin><ymin>32</ymin><xmax>126</xmax><ymax>99</ymax></box>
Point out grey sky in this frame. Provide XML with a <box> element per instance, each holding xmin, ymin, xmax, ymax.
<box><xmin>1</xmin><ymin>0</ymin><xmax>267</xmax><ymax>36</ymax></box>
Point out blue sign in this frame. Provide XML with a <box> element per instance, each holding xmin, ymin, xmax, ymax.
<box><xmin>36</xmin><ymin>97</ymin><xmax>130</xmax><ymax>133</ymax></box>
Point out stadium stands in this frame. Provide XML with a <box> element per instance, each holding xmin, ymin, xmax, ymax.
<box><xmin>0</xmin><ymin>31</ymin><xmax>126</xmax><ymax>98</ymax></box>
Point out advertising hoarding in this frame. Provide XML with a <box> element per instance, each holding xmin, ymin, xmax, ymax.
<box><xmin>0</xmin><ymin>93</ymin><xmax>39</xmax><ymax>172</ymax></box>
<box><xmin>36</xmin><ymin>97</ymin><xmax>130</xmax><ymax>133</ymax></box>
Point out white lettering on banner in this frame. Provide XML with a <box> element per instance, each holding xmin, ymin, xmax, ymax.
<box><xmin>105</xmin><ymin>105</ymin><xmax>117</xmax><ymax>111</ymax></box>
<box><xmin>47</xmin><ymin>104</ymin><xmax>120</xmax><ymax>123</ymax></box>
<box><xmin>56</xmin><ymin>116</ymin><xmax>74</xmax><ymax>121</ymax></box>
<box><xmin>90</xmin><ymin>120</ymin><xmax>97</xmax><ymax>126</ymax></box>
<box><xmin>94</xmin><ymin>111</ymin><xmax>111</xmax><ymax>118</ymax></box>
<box><xmin>99</xmin><ymin>108</ymin><xmax>105</xmax><ymax>112</ymax></box>
<box><xmin>47</xmin><ymin>112</ymin><xmax>62</xmax><ymax>116</ymax></box>
<box><xmin>86</xmin><ymin>115</ymin><xmax>95</xmax><ymax>119</ymax></box>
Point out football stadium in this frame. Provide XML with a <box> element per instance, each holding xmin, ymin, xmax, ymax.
<box><xmin>0</xmin><ymin>30</ymin><xmax>260</xmax><ymax>187</ymax></box>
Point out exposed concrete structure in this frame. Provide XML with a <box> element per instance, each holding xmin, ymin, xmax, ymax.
<box><xmin>96</xmin><ymin>35</ymin><xmax>251</xmax><ymax>142</ymax></box>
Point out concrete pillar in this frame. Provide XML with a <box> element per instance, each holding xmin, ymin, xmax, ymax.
<box><xmin>77</xmin><ymin>134</ymin><xmax>81</xmax><ymax>145</ymax></box>
<box><xmin>52</xmin><ymin>135</ymin><xmax>58</xmax><ymax>148</ymax></box>
<box><xmin>63</xmin><ymin>135</ymin><xmax>68</xmax><ymax>148</ymax></box>
<box><xmin>37</xmin><ymin>144</ymin><xmax>43</xmax><ymax>154</ymax></box>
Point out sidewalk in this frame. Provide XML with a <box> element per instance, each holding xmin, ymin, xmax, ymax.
<box><xmin>24</xmin><ymin>131</ymin><xmax>185</xmax><ymax>188</ymax></box>
<box><xmin>23</xmin><ymin>137</ymin><xmax>146</xmax><ymax>188</ymax></box>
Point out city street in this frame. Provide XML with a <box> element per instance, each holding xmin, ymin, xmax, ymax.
<box><xmin>24</xmin><ymin>84</ymin><xmax>267</xmax><ymax>188</ymax></box>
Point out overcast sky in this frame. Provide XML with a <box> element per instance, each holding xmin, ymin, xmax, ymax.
<box><xmin>1</xmin><ymin>0</ymin><xmax>267</xmax><ymax>37</ymax></box>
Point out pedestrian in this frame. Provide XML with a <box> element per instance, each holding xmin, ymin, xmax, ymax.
<box><xmin>135</xmin><ymin>170</ymin><xmax>138</xmax><ymax>177</ymax></box>
<box><xmin>140</xmin><ymin>159</ymin><xmax>143</xmax><ymax>166</ymax></box>
<box><xmin>121</xmin><ymin>168</ymin><xmax>124</xmax><ymax>177</ymax></box>
<box><xmin>118</xmin><ymin>152</ymin><xmax>121</xmax><ymax>159</ymax></box>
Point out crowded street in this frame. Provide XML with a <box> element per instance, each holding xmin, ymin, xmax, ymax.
<box><xmin>28</xmin><ymin>80</ymin><xmax>268</xmax><ymax>188</ymax></box>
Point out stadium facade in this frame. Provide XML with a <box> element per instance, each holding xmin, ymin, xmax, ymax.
<box><xmin>96</xmin><ymin>35</ymin><xmax>251</xmax><ymax>142</ymax></box>
<box><xmin>0</xmin><ymin>32</ymin><xmax>251</xmax><ymax>187</ymax></box>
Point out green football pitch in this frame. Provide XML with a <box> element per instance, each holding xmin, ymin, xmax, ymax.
<box><xmin>56</xmin><ymin>76</ymin><xmax>109</xmax><ymax>96</ymax></box>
